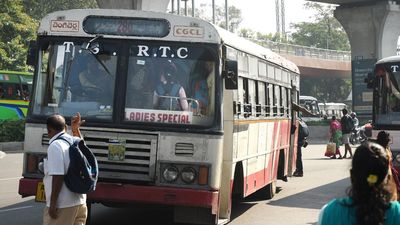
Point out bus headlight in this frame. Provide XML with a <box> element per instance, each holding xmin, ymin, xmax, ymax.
<box><xmin>163</xmin><ymin>166</ymin><xmax>179</xmax><ymax>182</ymax></box>
<box><xmin>181</xmin><ymin>167</ymin><xmax>196</xmax><ymax>184</ymax></box>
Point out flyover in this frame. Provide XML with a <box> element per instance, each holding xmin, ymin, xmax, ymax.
<box><xmin>308</xmin><ymin>0</ymin><xmax>400</xmax><ymax>114</ymax></box>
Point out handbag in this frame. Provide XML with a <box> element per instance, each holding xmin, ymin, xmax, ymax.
<box><xmin>325</xmin><ymin>142</ymin><xmax>336</xmax><ymax>157</ymax></box>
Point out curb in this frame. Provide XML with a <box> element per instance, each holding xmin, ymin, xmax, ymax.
<box><xmin>0</xmin><ymin>142</ymin><xmax>23</xmax><ymax>152</ymax></box>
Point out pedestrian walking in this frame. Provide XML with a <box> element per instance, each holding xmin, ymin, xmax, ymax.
<box><xmin>329</xmin><ymin>116</ymin><xmax>342</xmax><ymax>159</ymax></box>
<box><xmin>340</xmin><ymin>108</ymin><xmax>354</xmax><ymax>158</ymax></box>
<box><xmin>43</xmin><ymin>112</ymin><xmax>87</xmax><ymax>225</ymax></box>
<box><xmin>317</xmin><ymin>142</ymin><xmax>400</xmax><ymax>225</ymax></box>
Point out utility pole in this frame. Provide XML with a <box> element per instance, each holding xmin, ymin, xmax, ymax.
<box><xmin>275</xmin><ymin>0</ymin><xmax>286</xmax><ymax>41</ymax></box>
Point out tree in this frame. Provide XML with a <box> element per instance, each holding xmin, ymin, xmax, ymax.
<box><xmin>196</xmin><ymin>4</ymin><xmax>243</xmax><ymax>33</ymax></box>
<box><xmin>0</xmin><ymin>0</ymin><xmax>37</xmax><ymax>71</ymax></box>
<box><xmin>290</xmin><ymin>3</ymin><xmax>350</xmax><ymax>51</ymax></box>
<box><xmin>291</xmin><ymin>3</ymin><xmax>351</xmax><ymax>102</ymax></box>
<box><xmin>23</xmin><ymin>0</ymin><xmax>98</xmax><ymax>20</ymax></box>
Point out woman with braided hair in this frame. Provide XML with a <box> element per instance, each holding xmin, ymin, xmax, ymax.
<box><xmin>317</xmin><ymin>142</ymin><xmax>400</xmax><ymax>225</ymax></box>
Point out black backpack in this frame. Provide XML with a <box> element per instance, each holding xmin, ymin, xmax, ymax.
<box><xmin>299</xmin><ymin>120</ymin><xmax>310</xmax><ymax>139</ymax></box>
<box><xmin>344</xmin><ymin>115</ymin><xmax>355</xmax><ymax>132</ymax></box>
<box><xmin>54</xmin><ymin>136</ymin><xmax>99</xmax><ymax>194</ymax></box>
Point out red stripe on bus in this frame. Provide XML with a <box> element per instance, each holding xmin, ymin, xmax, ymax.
<box><xmin>19</xmin><ymin>178</ymin><xmax>219</xmax><ymax>213</ymax></box>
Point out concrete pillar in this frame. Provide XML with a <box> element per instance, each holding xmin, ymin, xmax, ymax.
<box><xmin>334</xmin><ymin>1</ymin><xmax>400</xmax><ymax>59</ymax></box>
<box><xmin>96</xmin><ymin>0</ymin><xmax>170</xmax><ymax>12</ymax></box>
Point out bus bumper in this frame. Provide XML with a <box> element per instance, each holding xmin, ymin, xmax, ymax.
<box><xmin>19</xmin><ymin>178</ymin><xmax>219</xmax><ymax>213</ymax></box>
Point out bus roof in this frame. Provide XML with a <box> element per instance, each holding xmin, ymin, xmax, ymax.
<box><xmin>38</xmin><ymin>9</ymin><xmax>299</xmax><ymax>74</ymax></box>
<box><xmin>299</xmin><ymin>96</ymin><xmax>318</xmax><ymax>101</ymax></box>
<box><xmin>376</xmin><ymin>55</ymin><xmax>400</xmax><ymax>64</ymax></box>
<box><xmin>39</xmin><ymin>9</ymin><xmax>221</xmax><ymax>43</ymax></box>
<box><xmin>214</xmin><ymin>26</ymin><xmax>299</xmax><ymax>74</ymax></box>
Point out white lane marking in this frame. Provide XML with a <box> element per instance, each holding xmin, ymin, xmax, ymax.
<box><xmin>0</xmin><ymin>206</ymin><xmax>33</xmax><ymax>213</ymax></box>
<box><xmin>0</xmin><ymin>177</ymin><xmax>22</xmax><ymax>181</ymax></box>
<box><xmin>0</xmin><ymin>151</ymin><xmax>5</xmax><ymax>159</ymax></box>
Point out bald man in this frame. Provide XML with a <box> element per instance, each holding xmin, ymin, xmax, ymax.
<box><xmin>43</xmin><ymin>113</ymin><xmax>87</xmax><ymax>225</ymax></box>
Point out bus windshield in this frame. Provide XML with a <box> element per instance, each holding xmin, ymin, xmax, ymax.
<box><xmin>31</xmin><ymin>39</ymin><xmax>217</xmax><ymax>126</ymax></box>
<box><xmin>374</xmin><ymin>62</ymin><xmax>400</xmax><ymax>125</ymax></box>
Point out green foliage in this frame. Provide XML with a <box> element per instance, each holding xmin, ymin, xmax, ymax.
<box><xmin>196</xmin><ymin>4</ymin><xmax>242</xmax><ymax>32</ymax></box>
<box><xmin>0</xmin><ymin>120</ymin><xmax>25</xmax><ymax>142</ymax></box>
<box><xmin>0</xmin><ymin>0</ymin><xmax>37</xmax><ymax>71</ymax></box>
<box><xmin>300</xmin><ymin>77</ymin><xmax>351</xmax><ymax>103</ymax></box>
<box><xmin>290</xmin><ymin>3</ymin><xmax>350</xmax><ymax>51</ymax></box>
<box><xmin>23</xmin><ymin>0</ymin><xmax>98</xmax><ymax>20</ymax></box>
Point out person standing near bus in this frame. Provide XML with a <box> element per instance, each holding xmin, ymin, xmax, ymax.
<box><xmin>340</xmin><ymin>108</ymin><xmax>354</xmax><ymax>158</ymax></box>
<box><xmin>43</xmin><ymin>113</ymin><xmax>87</xmax><ymax>225</ymax></box>
<box><xmin>293</xmin><ymin>117</ymin><xmax>309</xmax><ymax>177</ymax></box>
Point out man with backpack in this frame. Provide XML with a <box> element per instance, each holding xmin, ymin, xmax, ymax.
<box><xmin>340</xmin><ymin>108</ymin><xmax>354</xmax><ymax>158</ymax></box>
<box><xmin>293</xmin><ymin>117</ymin><xmax>309</xmax><ymax>177</ymax></box>
<box><xmin>43</xmin><ymin>112</ymin><xmax>87</xmax><ymax>225</ymax></box>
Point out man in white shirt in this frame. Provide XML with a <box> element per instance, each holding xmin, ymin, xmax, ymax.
<box><xmin>43</xmin><ymin>112</ymin><xmax>86</xmax><ymax>225</ymax></box>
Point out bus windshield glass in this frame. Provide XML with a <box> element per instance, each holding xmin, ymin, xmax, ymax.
<box><xmin>124</xmin><ymin>43</ymin><xmax>217</xmax><ymax>126</ymax></box>
<box><xmin>31</xmin><ymin>39</ymin><xmax>217</xmax><ymax>126</ymax></box>
<box><xmin>31</xmin><ymin>40</ymin><xmax>117</xmax><ymax>120</ymax></box>
<box><xmin>374</xmin><ymin>63</ymin><xmax>400</xmax><ymax>125</ymax></box>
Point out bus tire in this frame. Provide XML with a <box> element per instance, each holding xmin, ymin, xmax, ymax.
<box><xmin>264</xmin><ymin>181</ymin><xmax>276</xmax><ymax>200</ymax></box>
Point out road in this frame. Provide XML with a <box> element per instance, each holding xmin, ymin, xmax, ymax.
<box><xmin>0</xmin><ymin>144</ymin><xmax>352</xmax><ymax>225</ymax></box>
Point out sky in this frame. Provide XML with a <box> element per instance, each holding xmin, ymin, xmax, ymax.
<box><xmin>192</xmin><ymin>0</ymin><xmax>323</xmax><ymax>34</ymax></box>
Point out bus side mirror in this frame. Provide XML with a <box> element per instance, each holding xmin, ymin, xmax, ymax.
<box><xmin>26</xmin><ymin>40</ymin><xmax>38</xmax><ymax>66</ymax></box>
<box><xmin>365</xmin><ymin>72</ymin><xmax>375</xmax><ymax>89</ymax></box>
<box><xmin>223</xmin><ymin>60</ymin><xmax>238</xmax><ymax>90</ymax></box>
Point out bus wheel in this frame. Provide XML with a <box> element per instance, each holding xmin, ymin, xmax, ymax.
<box><xmin>264</xmin><ymin>181</ymin><xmax>276</xmax><ymax>200</ymax></box>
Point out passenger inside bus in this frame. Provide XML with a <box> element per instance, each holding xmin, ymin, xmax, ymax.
<box><xmin>78</xmin><ymin>55</ymin><xmax>114</xmax><ymax>104</ymax></box>
<box><xmin>189</xmin><ymin>60</ymin><xmax>214</xmax><ymax>115</ymax></box>
<box><xmin>153</xmin><ymin>61</ymin><xmax>189</xmax><ymax>111</ymax></box>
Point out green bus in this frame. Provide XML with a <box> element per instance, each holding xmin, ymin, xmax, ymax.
<box><xmin>0</xmin><ymin>70</ymin><xmax>33</xmax><ymax>120</ymax></box>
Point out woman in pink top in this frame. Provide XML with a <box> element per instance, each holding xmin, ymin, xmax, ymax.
<box><xmin>329</xmin><ymin>116</ymin><xmax>343</xmax><ymax>159</ymax></box>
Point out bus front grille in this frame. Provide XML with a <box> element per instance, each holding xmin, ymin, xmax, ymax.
<box><xmin>81</xmin><ymin>130</ymin><xmax>158</xmax><ymax>182</ymax></box>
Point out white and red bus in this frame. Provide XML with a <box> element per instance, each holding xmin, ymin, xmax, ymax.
<box><xmin>366</xmin><ymin>55</ymin><xmax>400</xmax><ymax>169</ymax></box>
<box><xmin>18</xmin><ymin>9</ymin><xmax>300</xmax><ymax>224</ymax></box>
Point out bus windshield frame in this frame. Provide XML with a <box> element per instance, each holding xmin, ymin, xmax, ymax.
<box><xmin>28</xmin><ymin>37</ymin><xmax>221</xmax><ymax>131</ymax></box>
<box><xmin>373</xmin><ymin>61</ymin><xmax>400</xmax><ymax>129</ymax></box>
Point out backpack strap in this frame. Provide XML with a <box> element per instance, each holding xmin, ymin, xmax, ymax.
<box><xmin>50</xmin><ymin>133</ymin><xmax>70</xmax><ymax>145</ymax></box>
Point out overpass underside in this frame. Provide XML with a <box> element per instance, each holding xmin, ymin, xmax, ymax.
<box><xmin>281</xmin><ymin>54</ymin><xmax>351</xmax><ymax>78</ymax></box>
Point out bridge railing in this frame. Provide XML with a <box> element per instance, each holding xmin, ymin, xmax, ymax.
<box><xmin>250</xmin><ymin>39</ymin><xmax>351</xmax><ymax>61</ymax></box>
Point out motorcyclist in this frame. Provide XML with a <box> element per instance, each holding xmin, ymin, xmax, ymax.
<box><xmin>350</xmin><ymin>112</ymin><xmax>361</xmax><ymax>144</ymax></box>
<box><xmin>350</xmin><ymin>112</ymin><xmax>359</xmax><ymax>128</ymax></box>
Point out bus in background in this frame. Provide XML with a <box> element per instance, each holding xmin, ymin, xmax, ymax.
<box><xmin>0</xmin><ymin>70</ymin><xmax>33</xmax><ymax>120</ymax></box>
<box><xmin>18</xmin><ymin>9</ymin><xmax>300</xmax><ymax>224</ymax></box>
<box><xmin>365</xmin><ymin>55</ymin><xmax>400</xmax><ymax>169</ymax></box>
<box><xmin>318</xmin><ymin>102</ymin><xmax>347</xmax><ymax>119</ymax></box>
<box><xmin>299</xmin><ymin>95</ymin><xmax>322</xmax><ymax>121</ymax></box>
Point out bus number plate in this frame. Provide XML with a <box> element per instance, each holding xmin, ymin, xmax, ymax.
<box><xmin>108</xmin><ymin>140</ymin><xmax>126</xmax><ymax>161</ymax></box>
<box><xmin>35</xmin><ymin>181</ymin><xmax>46</xmax><ymax>202</ymax></box>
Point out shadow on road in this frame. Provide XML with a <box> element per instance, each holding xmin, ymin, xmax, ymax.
<box><xmin>268</xmin><ymin>178</ymin><xmax>350</xmax><ymax>210</ymax></box>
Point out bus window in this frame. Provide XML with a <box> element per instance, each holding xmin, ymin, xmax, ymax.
<box><xmin>124</xmin><ymin>44</ymin><xmax>217</xmax><ymax>126</ymax></box>
<box><xmin>31</xmin><ymin>41</ymin><xmax>118</xmax><ymax>119</ymax></box>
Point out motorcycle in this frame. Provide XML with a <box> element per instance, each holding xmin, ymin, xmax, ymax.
<box><xmin>350</xmin><ymin>125</ymin><xmax>369</xmax><ymax>145</ymax></box>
